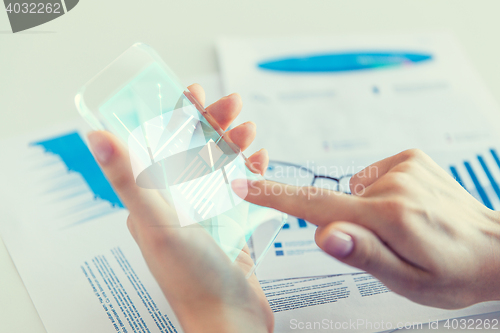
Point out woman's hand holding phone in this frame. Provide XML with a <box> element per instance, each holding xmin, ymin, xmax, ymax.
<box><xmin>87</xmin><ymin>84</ymin><xmax>273</xmax><ymax>333</ymax></box>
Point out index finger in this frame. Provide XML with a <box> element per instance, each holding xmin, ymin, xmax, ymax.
<box><xmin>231</xmin><ymin>179</ymin><xmax>365</xmax><ymax>226</ymax></box>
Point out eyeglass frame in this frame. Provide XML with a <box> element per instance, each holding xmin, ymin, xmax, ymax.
<box><xmin>266</xmin><ymin>160</ymin><xmax>353</xmax><ymax>194</ymax></box>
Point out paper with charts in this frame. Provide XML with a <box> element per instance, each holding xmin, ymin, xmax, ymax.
<box><xmin>0</xmin><ymin>122</ymin><xmax>182</xmax><ymax>333</ymax></box>
<box><xmin>218</xmin><ymin>32</ymin><xmax>500</xmax><ymax>281</ymax></box>
<box><xmin>217</xmin><ymin>32</ymin><xmax>500</xmax><ymax>162</ymax></box>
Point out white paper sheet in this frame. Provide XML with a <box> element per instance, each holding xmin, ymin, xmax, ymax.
<box><xmin>252</xmin><ymin>215</ymin><xmax>362</xmax><ymax>280</ymax></box>
<box><xmin>261</xmin><ymin>274</ymin><xmax>500</xmax><ymax>333</ymax></box>
<box><xmin>217</xmin><ymin>32</ymin><xmax>500</xmax><ymax>162</ymax></box>
<box><xmin>0</xmin><ymin>121</ymin><xmax>182</xmax><ymax>333</ymax></box>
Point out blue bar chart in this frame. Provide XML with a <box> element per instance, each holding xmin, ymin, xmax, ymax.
<box><xmin>448</xmin><ymin>148</ymin><xmax>500</xmax><ymax>210</ymax></box>
<box><xmin>273</xmin><ymin>217</ymin><xmax>314</xmax><ymax>256</ymax></box>
<box><xmin>280</xmin><ymin>217</ymin><xmax>310</xmax><ymax>231</ymax></box>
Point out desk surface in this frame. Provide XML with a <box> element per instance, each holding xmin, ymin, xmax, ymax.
<box><xmin>1</xmin><ymin>0</ymin><xmax>500</xmax><ymax>332</ymax></box>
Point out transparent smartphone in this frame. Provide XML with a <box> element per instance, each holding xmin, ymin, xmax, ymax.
<box><xmin>75</xmin><ymin>43</ymin><xmax>286</xmax><ymax>277</ymax></box>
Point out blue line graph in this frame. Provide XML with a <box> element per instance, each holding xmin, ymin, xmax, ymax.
<box><xmin>32</xmin><ymin>132</ymin><xmax>123</xmax><ymax>208</ymax></box>
<box><xmin>31</xmin><ymin>132</ymin><xmax>124</xmax><ymax>227</ymax></box>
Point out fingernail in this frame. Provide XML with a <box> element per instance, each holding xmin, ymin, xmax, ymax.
<box><xmin>323</xmin><ymin>230</ymin><xmax>354</xmax><ymax>258</ymax></box>
<box><xmin>244</xmin><ymin>121</ymin><xmax>256</xmax><ymax>128</ymax></box>
<box><xmin>231</xmin><ymin>179</ymin><xmax>249</xmax><ymax>198</ymax></box>
<box><xmin>87</xmin><ymin>132</ymin><xmax>113</xmax><ymax>165</ymax></box>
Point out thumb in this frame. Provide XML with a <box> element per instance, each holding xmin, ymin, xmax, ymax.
<box><xmin>87</xmin><ymin>131</ymin><xmax>173</xmax><ymax>223</ymax></box>
<box><xmin>315</xmin><ymin>222</ymin><xmax>419</xmax><ymax>284</ymax></box>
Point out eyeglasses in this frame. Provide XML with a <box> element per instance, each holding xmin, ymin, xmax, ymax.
<box><xmin>265</xmin><ymin>160</ymin><xmax>353</xmax><ymax>194</ymax></box>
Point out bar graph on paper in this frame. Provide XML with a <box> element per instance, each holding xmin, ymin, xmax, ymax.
<box><xmin>448</xmin><ymin>148</ymin><xmax>500</xmax><ymax>210</ymax></box>
<box><xmin>271</xmin><ymin>216</ymin><xmax>319</xmax><ymax>258</ymax></box>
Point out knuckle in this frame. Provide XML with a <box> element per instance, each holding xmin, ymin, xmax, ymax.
<box><xmin>126</xmin><ymin>215</ymin><xmax>138</xmax><ymax>240</ymax></box>
<box><xmin>305</xmin><ymin>185</ymin><xmax>320</xmax><ymax>199</ymax></box>
<box><xmin>383</xmin><ymin>172</ymin><xmax>412</xmax><ymax>193</ymax></box>
<box><xmin>143</xmin><ymin>225</ymin><xmax>168</xmax><ymax>255</ymax></box>
<box><xmin>404</xmin><ymin>276</ymin><xmax>427</xmax><ymax>294</ymax></box>
<box><xmin>352</xmin><ymin>183</ymin><xmax>367</xmax><ymax>196</ymax></box>
<box><xmin>349</xmin><ymin>175</ymin><xmax>361</xmax><ymax>193</ymax></box>
<box><xmin>302</xmin><ymin>186</ymin><xmax>320</xmax><ymax>216</ymax></box>
<box><xmin>391</xmin><ymin>161</ymin><xmax>415</xmax><ymax>174</ymax></box>
<box><xmin>356</xmin><ymin>239</ymin><xmax>382</xmax><ymax>270</ymax></box>
<box><xmin>126</xmin><ymin>215</ymin><xmax>168</xmax><ymax>253</ymax></box>
<box><xmin>126</xmin><ymin>214</ymin><xmax>134</xmax><ymax>228</ymax></box>
<box><xmin>149</xmin><ymin>234</ymin><xmax>167</xmax><ymax>254</ymax></box>
<box><xmin>110</xmin><ymin>171</ymin><xmax>134</xmax><ymax>193</ymax></box>
<box><xmin>380</xmin><ymin>197</ymin><xmax>410</xmax><ymax>225</ymax></box>
<box><xmin>349</xmin><ymin>173</ymin><xmax>360</xmax><ymax>186</ymax></box>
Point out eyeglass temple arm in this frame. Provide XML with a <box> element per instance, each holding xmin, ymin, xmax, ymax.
<box><xmin>313</xmin><ymin>174</ymin><xmax>340</xmax><ymax>182</ymax></box>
